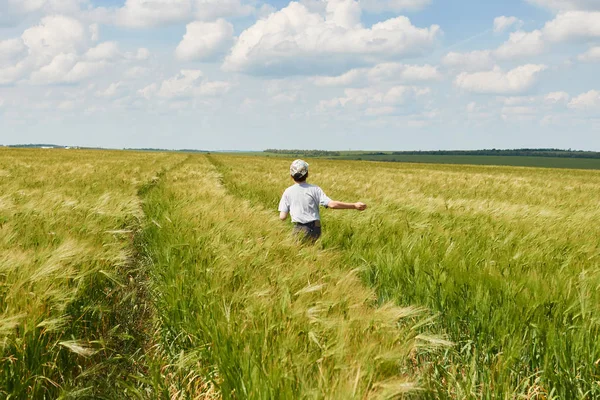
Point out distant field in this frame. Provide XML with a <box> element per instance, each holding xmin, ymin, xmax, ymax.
<box><xmin>262</xmin><ymin>152</ymin><xmax>600</xmax><ymax>170</ymax></box>
<box><xmin>1</xmin><ymin>148</ymin><xmax>599</xmax><ymax>398</ymax></box>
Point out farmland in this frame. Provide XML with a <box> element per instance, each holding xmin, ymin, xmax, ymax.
<box><xmin>1</xmin><ymin>148</ymin><xmax>599</xmax><ymax>398</ymax></box>
<box><xmin>261</xmin><ymin>151</ymin><xmax>600</xmax><ymax>170</ymax></box>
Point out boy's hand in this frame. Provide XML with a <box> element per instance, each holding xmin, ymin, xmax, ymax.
<box><xmin>354</xmin><ymin>202</ymin><xmax>367</xmax><ymax>211</ymax></box>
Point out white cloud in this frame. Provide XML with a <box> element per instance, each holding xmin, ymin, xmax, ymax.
<box><xmin>223</xmin><ymin>1</ymin><xmax>441</xmax><ymax>75</ymax></box>
<box><xmin>493</xmin><ymin>16</ymin><xmax>523</xmax><ymax>33</ymax></box>
<box><xmin>114</xmin><ymin>0</ymin><xmax>193</xmax><ymax>28</ymax></box>
<box><xmin>545</xmin><ymin>91</ymin><xmax>570</xmax><ymax>104</ymax></box>
<box><xmin>0</xmin><ymin>0</ymin><xmax>85</xmax><ymax>26</ymax></box>
<box><xmin>58</xmin><ymin>100</ymin><xmax>76</xmax><ymax>110</ymax></box>
<box><xmin>312</xmin><ymin>63</ymin><xmax>441</xmax><ymax>87</ymax></box>
<box><xmin>568</xmin><ymin>90</ymin><xmax>600</xmax><ymax>110</ymax></box>
<box><xmin>313</xmin><ymin>70</ymin><xmax>363</xmax><ymax>87</ymax></box>
<box><xmin>125</xmin><ymin>66</ymin><xmax>149</xmax><ymax>78</ymax></box>
<box><xmin>85</xmin><ymin>42</ymin><xmax>121</xmax><ymax>61</ymax></box>
<box><xmin>194</xmin><ymin>0</ymin><xmax>254</xmax><ymax>21</ymax></box>
<box><xmin>0</xmin><ymin>64</ymin><xmax>27</xmax><ymax>85</ymax></box>
<box><xmin>29</xmin><ymin>54</ymin><xmax>107</xmax><ymax>84</ymax></box>
<box><xmin>96</xmin><ymin>82</ymin><xmax>123</xmax><ymax>98</ymax></box>
<box><xmin>264</xmin><ymin>80</ymin><xmax>304</xmax><ymax>104</ymax></box>
<box><xmin>490</xmin><ymin>11</ymin><xmax>600</xmax><ymax>61</ymax></box>
<box><xmin>543</xmin><ymin>11</ymin><xmax>600</xmax><ymax>42</ymax></box>
<box><xmin>29</xmin><ymin>53</ymin><xmax>78</xmax><ymax>84</ymax></box>
<box><xmin>0</xmin><ymin>14</ymin><xmax>150</xmax><ymax>85</ymax></box>
<box><xmin>578</xmin><ymin>46</ymin><xmax>600</xmax><ymax>61</ymax></box>
<box><xmin>326</xmin><ymin>0</ymin><xmax>361</xmax><ymax>29</ymax></box>
<box><xmin>22</xmin><ymin>15</ymin><xmax>89</xmax><ymax>61</ymax></box>
<box><xmin>19</xmin><ymin>16</ymin><xmax>112</xmax><ymax>84</ymax></box>
<box><xmin>0</xmin><ymin>39</ymin><xmax>27</xmax><ymax>65</ymax></box>
<box><xmin>318</xmin><ymin>85</ymin><xmax>430</xmax><ymax>117</ymax></box>
<box><xmin>455</xmin><ymin>64</ymin><xmax>547</xmax><ymax>95</ymax></box>
<box><xmin>358</xmin><ymin>0</ymin><xmax>431</xmax><ymax>13</ymax></box>
<box><xmin>501</xmin><ymin>106</ymin><xmax>537</xmax><ymax>115</ymax></box>
<box><xmin>176</xmin><ymin>19</ymin><xmax>234</xmax><ymax>61</ymax></box>
<box><xmin>367</xmin><ymin>63</ymin><xmax>441</xmax><ymax>82</ymax></box>
<box><xmin>136</xmin><ymin>48</ymin><xmax>151</xmax><ymax>61</ymax></box>
<box><xmin>466</xmin><ymin>102</ymin><xmax>478</xmax><ymax>113</ymax></box>
<box><xmin>442</xmin><ymin>50</ymin><xmax>494</xmax><ymax>72</ymax></box>
<box><xmin>501</xmin><ymin>96</ymin><xmax>538</xmax><ymax>106</ymax></box>
<box><xmin>494</xmin><ymin>30</ymin><xmax>545</xmax><ymax>59</ymax></box>
<box><xmin>140</xmin><ymin>70</ymin><xmax>232</xmax><ymax>99</ymax></box>
<box><xmin>95</xmin><ymin>0</ymin><xmax>260</xmax><ymax>28</ymax></box>
<box><xmin>526</xmin><ymin>0</ymin><xmax>600</xmax><ymax>11</ymax></box>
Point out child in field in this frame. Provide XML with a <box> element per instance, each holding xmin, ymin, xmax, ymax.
<box><xmin>278</xmin><ymin>159</ymin><xmax>367</xmax><ymax>240</ymax></box>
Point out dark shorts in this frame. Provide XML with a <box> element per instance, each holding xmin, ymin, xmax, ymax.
<box><xmin>293</xmin><ymin>220</ymin><xmax>322</xmax><ymax>241</ymax></box>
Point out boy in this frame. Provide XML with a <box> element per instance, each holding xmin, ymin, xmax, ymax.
<box><xmin>278</xmin><ymin>159</ymin><xmax>367</xmax><ymax>240</ymax></box>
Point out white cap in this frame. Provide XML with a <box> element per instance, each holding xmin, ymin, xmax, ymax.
<box><xmin>290</xmin><ymin>159</ymin><xmax>309</xmax><ymax>178</ymax></box>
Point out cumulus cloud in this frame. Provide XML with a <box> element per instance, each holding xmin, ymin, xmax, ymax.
<box><xmin>114</xmin><ymin>0</ymin><xmax>192</xmax><ymax>28</ymax></box>
<box><xmin>0</xmin><ymin>38</ymin><xmax>26</xmax><ymax>65</ymax></box>
<box><xmin>455</xmin><ymin>64</ymin><xmax>547</xmax><ymax>95</ymax></box>
<box><xmin>358</xmin><ymin>0</ymin><xmax>431</xmax><ymax>13</ymax></box>
<box><xmin>493</xmin><ymin>16</ymin><xmax>523</xmax><ymax>33</ymax></box>
<box><xmin>545</xmin><ymin>91</ymin><xmax>570</xmax><ymax>104</ymax></box>
<box><xmin>494</xmin><ymin>30</ymin><xmax>545</xmax><ymax>59</ymax></box>
<box><xmin>85</xmin><ymin>42</ymin><xmax>121</xmax><ymax>61</ymax></box>
<box><xmin>0</xmin><ymin>15</ymin><xmax>103</xmax><ymax>84</ymax></box>
<box><xmin>134</xmin><ymin>48</ymin><xmax>150</xmax><ymax>61</ymax></box>
<box><xmin>176</xmin><ymin>19</ymin><xmax>234</xmax><ymax>61</ymax></box>
<box><xmin>568</xmin><ymin>90</ymin><xmax>600</xmax><ymax>110</ymax></box>
<box><xmin>367</xmin><ymin>63</ymin><xmax>441</xmax><ymax>82</ymax></box>
<box><xmin>526</xmin><ymin>0</ymin><xmax>600</xmax><ymax>11</ymax></box>
<box><xmin>0</xmin><ymin>0</ymin><xmax>85</xmax><ymax>26</ymax></box>
<box><xmin>442</xmin><ymin>50</ymin><xmax>494</xmax><ymax>72</ymax></box>
<box><xmin>578</xmin><ymin>46</ymin><xmax>600</xmax><ymax>61</ymax></box>
<box><xmin>30</xmin><ymin>57</ymin><xmax>107</xmax><ymax>84</ymax></box>
<box><xmin>96</xmin><ymin>82</ymin><xmax>123</xmax><ymax>98</ymax></box>
<box><xmin>22</xmin><ymin>15</ymin><xmax>90</xmax><ymax>60</ymax></box>
<box><xmin>223</xmin><ymin>1</ymin><xmax>441</xmax><ymax>75</ymax></box>
<box><xmin>0</xmin><ymin>14</ymin><xmax>151</xmax><ymax>85</ymax></box>
<box><xmin>194</xmin><ymin>0</ymin><xmax>254</xmax><ymax>21</ymax></box>
<box><xmin>319</xmin><ymin>85</ymin><xmax>431</xmax><ymax>116</ymax></box>
<box><xmin>139</xmin><ymin>70</ymin><xmax>231</xmax><ymax>99</ymax></box>
<box><xmin>481</xmin><ymin>10</ymin><xmax>600</xmax><ymax>63</ymax></box>
<box><xmin>312</xmin><ymin>63</ymin><xmax>441</xmax><ymax>87</ymax></box>
<box><xmin>493</xmin><ymin>11</ymin><xmax>600</xmax><ymax>60</ymax></box>
<box><xmin>543</xmin><ymin>11</ymin><xmax>600</xmax><ymax>41</ymax></box>
<box><xmin>313</xmin><ymin>70</ymin><xmax>364</xmax><ymax>87</ymax></box>
<box><xmin>93</xmin><ymin>0</ymin><xmax>260</xmax><ymax>28</ymax></box>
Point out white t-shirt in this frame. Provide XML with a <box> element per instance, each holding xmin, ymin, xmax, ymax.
<box><xmin>278</xmin><ymin>183</ymin><xmax>332</xmax><ymax>224</ymax></box>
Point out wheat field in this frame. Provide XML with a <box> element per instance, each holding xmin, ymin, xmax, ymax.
<box><xmin>0</xmin><ymin>148</ymin><xmax>598</xmax><ymax>398</ymax></box>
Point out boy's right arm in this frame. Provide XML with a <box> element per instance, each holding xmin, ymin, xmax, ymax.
<box><xmin>327</xmin><ymin>201</ymin><xmax>367</xmax><ymax>211</ymax></box>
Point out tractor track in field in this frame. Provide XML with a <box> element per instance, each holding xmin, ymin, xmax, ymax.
<box><xmin>83</xmin><ymin>155</ymin><xmax>193</xmax><ymax>398</ymax></box>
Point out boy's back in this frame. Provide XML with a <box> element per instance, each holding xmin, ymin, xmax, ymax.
<box><xmin>279</xmin><ymin>183</ymin><xmax>332</xmax><ymax>224</ymax></box>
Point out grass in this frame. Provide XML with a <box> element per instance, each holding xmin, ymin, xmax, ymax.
<box><xmin>0</xmin><ymin>148</ymin><xmax>184</xmax><ymax>398</ymax></box>
<box><xmin>208</xmin><ymin>155</ymin><xmax>600</xmax><ymax>398</ymax></box>
<box><xmin>1</xmin><ymin>148</ymin><xmax>598</xmax><ymax>398</ymax></box>
<box><xmin>138</xmin><ymin>156</ymin><xmax>443</xmax><ymax>398</ymax></box>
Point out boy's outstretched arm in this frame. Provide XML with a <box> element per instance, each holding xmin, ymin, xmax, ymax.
<box><xmin>279</xmin><ymin>211</ymin><xmax>289</xmax><ymax>221</ymax></box>
<box><xmin>327</xmin><ymin>201</ymin><xmax>367</xmax><ymax>211</ymax></box>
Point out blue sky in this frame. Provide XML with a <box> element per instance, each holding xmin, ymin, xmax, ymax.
<box><xmin>0</xmin><ymin>0</ymin><xmax>599</xmax><ymax>150</ymax></box>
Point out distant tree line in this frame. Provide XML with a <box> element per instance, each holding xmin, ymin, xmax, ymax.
<box><xmin>382</xmin><ymin>149</ymin><xmax>600</xmax><ymax>159</ymax></box>
<box><xmin>265</xmin><ymin>148</ymin><xmax>600</xmax><ymax>159</ymax></box>
<box><xmin>264</xmin><ymin>149</ymin><xmax>342</xmax><ymax>156</ymax></box>
<box><xmin>124</xmin><ymin>148</ymin><xmax>208</xmax><ymax>153</ymax></box>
